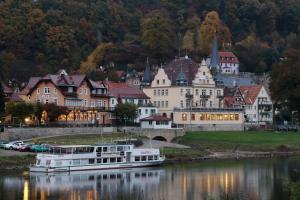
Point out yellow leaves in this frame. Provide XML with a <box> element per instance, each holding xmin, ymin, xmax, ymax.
<box><xmin>79</xmin><ymin>43</ymin><xmax>114</xmax><ymax>74</ymax></box>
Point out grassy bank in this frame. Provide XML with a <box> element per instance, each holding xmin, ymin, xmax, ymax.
<box><xmin>179</xmin><ymin>131</ymin><xmax>300</xmax><ymax>151</ymax></box>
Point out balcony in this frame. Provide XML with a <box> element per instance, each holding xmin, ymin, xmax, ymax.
<box><xmin>185</xmin><ymin>93</ymin><xmax>193</xmax><ymax>99</ymax></box>
<box><xmin>62</xmin><ymin>91</ymin><xmax>77</xmax><ymax>97</ymax></box>
<box><xmin>200</xmin><ymin>94</ymin><xmax>210</xmax><ymax>99</ymax></box>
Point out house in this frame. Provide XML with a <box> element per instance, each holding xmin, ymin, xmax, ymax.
<box><xmin>143</xmin><ymin>57</ymin><xmax>224</xmax><ymax>119</ymax></box>
<box><xmin>239</xmin><ymin>85</ymin><xmax>273</xmax><ymax>124</ymax></box>
<box><xmin>1</xmin><ymin>82</ymin><xmax>13</xmax><ymax>101</ymax></box>
<box><xmin>21</xmin><ymin>71</ymin><xmax>112</xmax><ymax>125</ymax></box>
<box><xmin>206</xmin><ymin>34</ymin><xmax>240</xmax><ymax>75</ymax></box>
<box><xmin>137</xmin><ymin>106</ymin><xmax>158</xmax><ymax>123</ymax></box>
<box><xmin>125</xmin><ymin>70</ymin><xmax>143</xmax><ymax>89</ymax></box>
<box><xmin>140</xmin><ymin>115</ymin><xmax>172</xmax><ymax>129</ymax></box>
<box><xmin>106</xmin><ymin>82</ymin><xmax>150</xmax><ymax>107</ymax></box>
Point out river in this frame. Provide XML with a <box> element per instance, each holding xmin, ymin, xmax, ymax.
<box><xmin>1</xmin><ymin>158</ymin><xmax>300</xmax><ymax>200</ymax></box>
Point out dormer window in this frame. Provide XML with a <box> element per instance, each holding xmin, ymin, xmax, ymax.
<box><xmin>68</xmin><ymin>87</ymin><xmax>73</xmax><ymax>93</ymax></box>
<box><xmin>157</xmin><ymin>80</ymin><xmax>159</xmax><ymax>85</ymax></box>
<box><xmin>163</xmin><ymin>79</ymin><xmax>165</xmax><ymax>84</ymax></box>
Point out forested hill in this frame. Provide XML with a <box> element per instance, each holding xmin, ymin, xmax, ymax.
<box><xmin>0</xmin><ymin>0</ymin><xmax>300</xmax><ymax>82</ymax></box>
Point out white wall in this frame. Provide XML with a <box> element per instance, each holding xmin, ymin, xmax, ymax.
<box><xmin>136</xmin><ymin>107</ymin><xmax>158</xmax><ymax>123</ymax></box>
<box><xmin>140</xmin><ymin>120</ymin><xmax>172</xmax><ymax>129</ymax></box>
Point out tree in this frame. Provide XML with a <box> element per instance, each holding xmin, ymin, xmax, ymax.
<box><xmin>34</xmin><ymin>102</ymin><xmax>43</xmax><ymax>124</ymax></box>
<box><xmin>141</xmin><ymin>9</ymin><xmax>177</xmax><ymax>59</ymax></box>
<box><xmin>0</xmin><ymin>83</ymin><xmax>5</xmax><ymax>116</ymax></box>
<box><xmin>270</xmin><ymin>48</ymin><xmax>300</xmax><ymax>121</ymax></box>
<box><xmin>5</xmin><ymin>102</ymin><xmax>34</xmax><ymax>123</ymax></box>
<box><xmin>114</xmin><ymin>102</ymin><xmax>137</xmax><ymax>124</ymax></box>
<box><xmin>43</xmin><ymin>103</ymin><xmax>68</xmax><ymax>122</ymax></box>
<box><xmin>198</xmin><ymin>11</ymin><xmax>231</xmax><ymax>55</ymax></box>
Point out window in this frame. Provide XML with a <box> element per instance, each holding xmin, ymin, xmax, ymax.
<box><xmin>210</xmin><ymin>101</ymin><xmax>212</xmax><ymax>107</ymax></box>
<box><xmin>89</xmin><ymin>159</ymin><xmax>95</xmax><ymax>164</ymax></box>
<box><xmin>68</xmin><ymin>87</ymin><xmax>73</xmax><ymax>93</ymax></box>
<box><xmin>141</xmin><ymin>156</ymin><xmax>147</xmax><ymax>161</ymax></box>
<box><xmin>54</xmin><ymin>98</ymin><xmax>58</xmax><ymax>105</ymax></box>
<box><xmin>149</xmin><ymin>121</ymin><xmax>153</xmax><ymax>125</ymax></box>
<box><xmin>37</xmin><ymin>88</ymin><xmax>40</xmax><ymax>94</ymax></box>
<box><xmin>103</xmin><ymin>147</ymin><xmax>108</xmax><ymax>152</ymax></box>
<box><xmin>154</xmin><ymin>90</ymin><xmax>156</xmax><ymax>96</ymax></box>
<box><xmin>158</xmin><ymin>101</ymin><xmax>160</xmax><ymax>107</ymax></box>
<box><xmin>151</xmin><ymin>109</ymin><xmax>156</xmax><ymax>114</ymax></box>
<box><xmin>201</xmin><ymin>100</ymin><xmax>206</xmax><ymax>107</ymax></box>
<box><xmin>166</xmin><ymin>89</ymin><xmax>168</xmax><ymax>95</ymax></box>
<box><xmin>110</xmin><ymin>158</ymin><xmax>116</xmax><ymax>163</ymax></box>
<box><xmin>203</xmin><ymin>72</ymin><xmax>206</xmax><ymax>75</ymax></box>
<box><xmin>161</xmin><ymin>101</ymin><xmax>164</xmax><ymax>107</ymax></box>
<box><xmin>195</xmin><ymin>89</ymin><xmax>198</xmax><ymax>95</ymax></box>
<box><xmin>102</xmin><ymin>158</ymin><xmax>108</xmax><ymax>163</ymax></box>
<box><xmin>135</xmin><ymin>156</ymin><xmax>140</xmax><ymax>161</ymax></box>
<box><xmin>191</xmin><ymin>114</ymin><xmax>195</xmax><ymax>121</ymax></box>
<box><xmin>156</xmin><ymin>80</ymin><xmax>159</xmax><ymax>85</ymax></box>
<box><xmin>79</xmin><ymin>88</ymin><xmax>82</xmax><ymax>94</ymax></box>
<box><xmin>209</xmin><ymin>90</ymin><xmax>212</xmax><ymax>95</ymax></box>
<box><xmin>153</xmin><ymin>101</ymin><xmax>156</xmax><ymax>106</ymax></box>
<box><xmin>162</xmin><ymin>90</ymin><xmax>164</xmax><ymax>96</ymax></box>
<box><xmin>117</xmin><ymin>157</ymin><xmax>122</xmax><ymax>162</ymax></box>
<box><xmin>180</xmin><ymin>100</ymin><xmax>183</xmax><ymax>108</ymax></box>
<box><xmin>165</xmin><ymin>101</ymin><xmax>168</xmax><ymax>108</ymax></box>
<box><xmin>163</xmin><ymin>79</ymin><xmax>165</xmax><ymax>84</ymax></box>
<box><xmin>84</xmin><ymin>88</ymin><xmax>87</xmax><ymax>94</ymax></box>
<box><xmin>112</xmin><ymin>99</ymin><xmax>115</xmax><ymax>104</ymax></box>
<box><xmin>154</xmin><ymin>155</ymin><xmax>158</xmax><ymax>160</ymax></box>
<box><xmin>44</xmin><ymin>87</ymin><xmax>50</xmax><ymax>94</ymax></box>
<box><xmin>158</xmin><ymin>90</ymin><xmax>160</xmax><ymax>96</ymax></box>
<box><xmin>148</xmin><ymin>156</ymin><xmax>153</xmax><ymax>161</ymax></box>
<box><xmin>202</xmin><ymin>89</ymin><xmax>206</xmax><ymax>95</ymax></box>
<box><xmin>97</xmin><ymin>159</ymin><xmax>102</xmax><ymax>163</ymax></box>
<box><xmin>217</xmin><ymin>90</ymin><xmax>221</xmax><ymax>96</ymax></box>
<box><xmin>182</xmin><ymin>113</ymin><xmax>187</xmax><ymax>121</ymax></box>
<box><xmin>145</xmin><ymin>109</ymin><xmax>148</xmax><ymax>114</ymax></box>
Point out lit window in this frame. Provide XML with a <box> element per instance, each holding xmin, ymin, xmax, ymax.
<box><xmin>191</xmin><ymin>114</ymin><xmax>195</xmax><ymax>121</ymax></box>
<box><xmin>182</xmin><ymin>113</ymin><xmax>187</xmax><ymax>121</ymax></box>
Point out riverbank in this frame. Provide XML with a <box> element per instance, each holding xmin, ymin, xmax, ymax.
<box><xmin>2</xmin><ymin>131</ymin><xmax>300</xmax><ymax>171</ymax></box>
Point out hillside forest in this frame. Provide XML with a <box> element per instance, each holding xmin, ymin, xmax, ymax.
<box><xmin>0</xmin><ymin>0</ymin><xmax>299</xmax><ymax>83</ymax></box>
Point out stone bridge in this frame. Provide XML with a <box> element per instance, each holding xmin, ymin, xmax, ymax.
<box><xmin>123</xmin><ymin>128</ymin><xmax>186</xmax><ymax>142</ymax></box>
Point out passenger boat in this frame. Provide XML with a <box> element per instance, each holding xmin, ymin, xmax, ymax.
<box><xmin>29</xmin><ymin>142</ymin><xmax>165</xmax><ymax>173</ymax></box>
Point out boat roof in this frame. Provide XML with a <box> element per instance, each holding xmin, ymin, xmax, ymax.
<box><xmin>52</xmin><ymin>143</ymin><xmax>133</xmax><ymax>148</ymax></box>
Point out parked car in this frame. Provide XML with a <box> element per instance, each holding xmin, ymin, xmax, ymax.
<box><xmin>19</xmin><ymin>143</ymin><xmax>34</xmax><ymax>152</ymax></box>
<box><xmin>30</xmin><ymin>144</ymin><xmax>51</xmax><ymax>152</ymax></box>
<box><xmin>0</xmin><ymin>140</ymin><xmax>8</xmax><ymax>149</ymax></box>
<box><xmin>4</xmin><ymin>141</ymin><xmax>24</xmax><ymax>150</ymax></box>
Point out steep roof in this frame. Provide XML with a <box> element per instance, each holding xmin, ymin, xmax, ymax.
<box><xmin>209</xmin><ymin>34</ymin><xmax>220</xmax><ymax>70</ymax></box>
<box><xmin>140</xmin><ymin>115</ymin><xmax>171</xmax><ymax>121</ymax></box>
<box><xmin>219</xmin><ymin>52</ymin><xmax>239</xmax><ymax>64</ymax></box>
<box><xmin>164</xmin><ymin>56</ymin><xmax>199</xmax><ymax>85</ymax></box>
<box><xmin>1</xmin><ymin>83</ymin><xmax>13</xmax><ymax>94</ymax></box>
<box><xmin>143</xmin><ymin>60</ymin><xmax>152</xmax><ymax>83</ymax></box>
<box><xmin>9</xmin><ymin>93</ymin><xmax>24</xmax><ymax>102</ymax></box>
<box><xmin>215</xmin><ymin>74</ymin><xmax>255</xmax><ymax>87</ymax></box>
<box><xmin>106</xmin><ymin>82</ymin><xmax>149</xmax><ymax>99</ymax></box>
<box><xmin>239</xmin><ymin>85</ymin><xmax>263</xmax><ymax>105</ymax></box>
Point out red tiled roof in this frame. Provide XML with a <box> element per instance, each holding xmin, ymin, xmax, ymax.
<box><xmin>164</xmin><ymin>57</ymin><xmax>199</xmax><ymax>85</ymax></box>
<box><xmin>115</xmin><ymin>70</ymin><xmax>126</xmax><ymax>78</ymax></box>
<box><xmin>9</xmin><ymin>93</ymin><xmax>24</xmax><ymax>102</ymax></box>
<box><xmin>140</xmin><ymin>115</ymin><xmax>171</xmax><ymax>121</ymax></box>
<box><xmin>223</xmin><ymin>87</ymin><xmax>246</xmax><ymax>107</ymax></box>
<box><xmin>106</xmin><ymin>82</ymin><xmax>149</xmax><ymax>99</ymax></box>
<box><xmin>239</xmin><ymin>85</ymin><xmax>262</xmax><ymax>105</ymax></box>
<box><xmin>1</xmin><ymin>83</ymin><xmax>13</xmax><ymax>94</ymax></box>
<box><xmin>219</xmin><ymin>51</ymin><xmax>239</xmax><ymax>64</ymax></box>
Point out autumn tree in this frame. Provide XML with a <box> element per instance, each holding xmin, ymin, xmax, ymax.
<box><xmin>198</xmin><ymin>11</ymin><xmax>231</xmax><ymax>55</ymax></box>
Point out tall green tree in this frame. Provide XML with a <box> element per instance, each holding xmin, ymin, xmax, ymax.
<box><xmin>114</xmin><ymin>102</ymin><xmax>137</xmax><ymax>124</ymax></box>
<box><xmin>141</xmin><ymin>9</ymin><xmax>177</xmax><ymax>59</ymax></box>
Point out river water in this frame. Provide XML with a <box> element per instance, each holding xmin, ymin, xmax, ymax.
<box><xmin>1</xmin><ymin>158</ymin><xmax>300</xmax><ymax>200</ymax></box>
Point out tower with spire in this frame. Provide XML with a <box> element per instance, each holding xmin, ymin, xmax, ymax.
<box><xmin>141</xmin><ymin>57</ymin><xmax>152</xmax><ymax>88</ymax></box>
<box><xmin>209</xmin><ymin>33</ymin><xmax>221</xmax><ymax>73</ymax></box>
<box><xmin>176</xmin><ymin>62</ymin><xmax>188</xmax><ymax>86</ymax></box>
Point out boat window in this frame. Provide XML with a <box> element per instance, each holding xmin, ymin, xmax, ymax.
<box><xmin>135</xmin><ymin>156</ymin><xmax>140</xmax><ymax>161</ymax></box>
<box><xmin>73</xmin><ymin>160</ymin><xmax>80</xmax><ymax>165</ymax></box>
<box><xmin>89</xmin><ymin>159</ymin><xmax>95</xmax><ymax>164</ymax></box>
<box><xmin>117</xmin><ymin>157</ymin><xmax>122</xmax><ymax>162</ymax></box>
<box><xmin>110</xmin><ymin>158</ymin><xmax>116</xmax><ymax>163</ymax></box>
<box><xmin>110</xmin><ymin>146</ymin><xmax>116</xmax><ymax>152</ymax></box>
<box><xmin>154</xmin><ymin>155</ymin><xmax>158</xmax><ymax>160</ymax></box>
<box><xmin>103</xmin><ymin>174</ymin><xmax>108</xmax><ymax>179</ymax></box>
<box><xmin>110</xmin><ymin>174</ymin><xmax>116</xmax><ymax>179</ymax></box>
<box><xmin>141</xmin><ymin>156</ymin><xmax>147</xmax><ymax>161</ymax></box>
<box><xmin>46</xmin><ymin>160</ymin><xmax>51</xmax><ymax>165</ymax></box>
<box><xmin>148</xmin><ymin>156</ymin><xmax>153</xmax><ymax>161</ymax></box>
<box><xmin>117</xmin><ymin>146</ymin><xmax>123</xmax><ymax>151</ymax></box>
<box><xmin>103</xmin><ymin>158</ymin><xmax>108</xmax><ymax>163</ymax></box>
<box><xmin>103</xmin><ymin>147</ymin><xmax>108</xmax><ymax>152</ymax></box>
<box><xmin>124</xmin><ymin>146</ymin><xmax>130</xmax><ymax>151</ymax></box>
<box><xmin>96</xmin><ymin>147</ymin><xmax>102</xmax><ymax>152</ymax></box>
<box><xmin>97</xmin><ymin>159</ymin><xmax>102</xmax><ymax>163</ymax></box>
<box><xmin>73</xmin><ymin>147</ymin><xmax>94</xmax><ymax>154</ymax></box>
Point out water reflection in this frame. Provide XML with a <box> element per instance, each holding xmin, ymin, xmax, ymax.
<box><xmin>1</xmin><ymin>158</ymin><xmax>300</xmax><ymax>200</ymax></box>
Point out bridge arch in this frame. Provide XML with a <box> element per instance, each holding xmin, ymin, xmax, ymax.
<box><xmin>152</xmin><ymin>136</ymin><xmax>167</xmax><ymax>142</ymax></box>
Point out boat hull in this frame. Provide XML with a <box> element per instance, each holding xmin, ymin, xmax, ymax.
<box><xmin>30</xmin><ymin>160</ymin><xmax>164</xmax><ymax>173</ymax></box>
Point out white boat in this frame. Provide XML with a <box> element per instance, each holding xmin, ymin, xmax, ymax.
<box><xmin>30</xmin><ymin>142</ymin><xmax>165</xmax><ymax>173</ymax></box>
